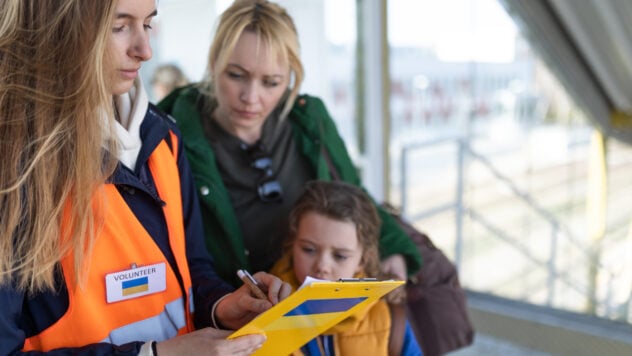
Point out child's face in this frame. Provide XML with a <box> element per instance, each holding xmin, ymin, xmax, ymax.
<box><xmin>292</xmin><ymin>212</ymin><xmax>364</xmax><ymax>284</ymax></box>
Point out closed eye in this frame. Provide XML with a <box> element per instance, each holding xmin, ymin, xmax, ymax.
<box><xmin>227</xmin><ymin>71</ymin><xmax>245</xmax><ymax>80</ymax></box>
<box><xmin>334</xmin><ymin>253</ymin><xmax>349</xmax><ymax>261</ymax></box>
<box><xmin>300</xmin><ymin>246</ymin><xmax>316</xmax><ymax>255</ymax></box>
<box><xmin>263</xmin><ymin>79</ymin><xmax>280</xmax><ymax>87</ymax></box>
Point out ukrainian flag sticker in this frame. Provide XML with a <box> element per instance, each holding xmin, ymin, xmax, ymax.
<box><xmin>122</xmin><ymin>276</ymin><xmax>149</xmax><ymax>296</ymax></box>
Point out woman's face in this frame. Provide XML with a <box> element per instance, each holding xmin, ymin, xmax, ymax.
<box><xmin>292</xmin><ymin>212</ymin><xmax>364</xmax><ymax>284</ymax></box>
<box><xmin>213</xmin><ymin>31</ymin><xmax>290</xmax><ymax>142</ymax></box>
<box><xmin>106</xmin><ymin>0</ymin><xmax>156</xmax><ymax>95</ymax></box>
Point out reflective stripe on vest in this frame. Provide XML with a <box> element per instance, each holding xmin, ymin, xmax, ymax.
<box><xmin>24</xmin><ymin>131</ymin><xmax>195</xmax><ymax>351</ymax></box>
<box><xmin>101</xmin><ymin>288</ymin><xmax>193</xmax><ymax>344</ymax></box>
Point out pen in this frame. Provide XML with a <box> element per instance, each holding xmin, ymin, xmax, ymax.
<box><xmin>237</xmin><ymin>269</ymin><xmax>268</xmax><ymax>300</ymax></box>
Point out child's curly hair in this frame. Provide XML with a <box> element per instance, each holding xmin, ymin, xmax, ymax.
<box><xmin>287</xmin><ymin>180</ymin><xmax>381</xmax><ymax>277</ymax></box>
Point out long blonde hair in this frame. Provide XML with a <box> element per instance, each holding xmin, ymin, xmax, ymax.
<box><xmin>202</xmin><ymin>0</ymin><xmax>304</xmax><ymax>119</ymax></box>
<box><xmin>0</xmin><ymin>0</ymin><xmax>118</xmax><ymax>293</ymax></box>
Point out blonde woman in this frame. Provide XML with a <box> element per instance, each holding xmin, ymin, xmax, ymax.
<box><xmin>159</xmin><ymin>0</ymin><xmax>422</xmax><ymax>289</ymax></box>
<box><xmin>0</xmin><ymin>0</ymin><xmax>289</xmax><ymax>354</ymax></box>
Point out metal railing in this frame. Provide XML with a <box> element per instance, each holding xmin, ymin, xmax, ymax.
<box><xmin>399</xmin><ymin>137</ymin><xmax>617</xmax><ymax>310</ymax></box>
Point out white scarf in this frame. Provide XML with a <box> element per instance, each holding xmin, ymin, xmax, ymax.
<box><xmin>112</xmin><ymin>77</ymin><xmax>149</xmax><ymax>171</ymax></box>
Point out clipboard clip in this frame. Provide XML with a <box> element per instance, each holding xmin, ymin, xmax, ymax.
<box><xmin>338</xmin><ymin>278</ymin><xmax>378</xmax><ymax>282</ymax></box>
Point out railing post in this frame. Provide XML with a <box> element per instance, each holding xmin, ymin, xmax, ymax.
<box><xmin>547</xmin><ymin>223</ymin><xmax>559</xmax><ymax>306</ymax></box>
<box><xmin>400</xmin><ymin>145</ymin><xmax>408</xmax><ymax>217</ymax></box>
<box><xmin>455</xmin><ymin>139</ymin><xmax>465</xmax><ymax>270</ymax></box>
<box><xmin>606</xmin><ymin>273</ymin><xmax>613</xmax><ymax>317</ymax></box>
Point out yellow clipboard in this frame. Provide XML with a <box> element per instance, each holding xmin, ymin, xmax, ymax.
<box><xmin>228</xmin><ymin>278</ymin><xmax>404</xmax><ymax>355</ymax></box>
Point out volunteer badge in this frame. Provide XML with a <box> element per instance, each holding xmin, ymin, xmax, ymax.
<box><xmin>105</xmin><ymin>262</ymin><xmax>167</xmax><ymax>303</ymax></box>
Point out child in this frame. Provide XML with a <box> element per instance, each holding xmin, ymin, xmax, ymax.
<box><xmin>271</xmin><ymin>180</ymin><xmax>422</xmax><ymax>355</ymax></box>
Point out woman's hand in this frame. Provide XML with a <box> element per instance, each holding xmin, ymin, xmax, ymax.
<box><xmin>215</xmin><ymin>271</ymin><xmax>291</xmax><ymax>330</ymax></box>
<box><xmin>380</xmin><ymin>254</ymin><xmax>409</xmax><ymax>304</ymax></box>
<box><xmin>380</xmin><ymin>254</ymin><xmax>407</xmax><ymax>281</ymax></box>
<box><xmin>155</xmin><ymin>328</ymin><xmax>264</xmax><ymax>355</ymax></box>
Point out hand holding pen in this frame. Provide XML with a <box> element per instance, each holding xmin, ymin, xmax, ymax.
<box><xmin>213</xmin><ymin>270</ymin><xmax>292</xmax><ymax>330</ymax></box>
<box><xmin>237</xmin><ymin>269</ymin><xmax>268</xmax><ymax>300</ymax></box>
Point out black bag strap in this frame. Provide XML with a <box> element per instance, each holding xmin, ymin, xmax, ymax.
<box><xmin>387</xmin><ymin>302</ymin><xmax>407</xmax><ymax>356</ymax></box>
<box><xmin>321</xmin><ymin>146</ymin><xmax>340</xmax><ymax>181</ymax></box>
<box><xmin>318</xmin><ymin>118</ymin><xmax>341</xmax><ymax>181</ymax></box>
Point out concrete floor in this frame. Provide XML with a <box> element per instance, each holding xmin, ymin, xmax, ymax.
<box><xmin>448</xmin><ymin>333</ymin><xmax>551</xmax><ymax>356</ymax></box>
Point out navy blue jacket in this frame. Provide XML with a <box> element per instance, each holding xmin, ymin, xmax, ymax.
<box><xmin>0</xmin><ymin>104</ymin><xmax>234</xmax><ymax>355</ymax></box>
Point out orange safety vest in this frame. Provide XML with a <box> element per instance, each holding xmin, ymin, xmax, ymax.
<box><xmin>24</xmin><ymin>132</ymin><xmax>195</xmax><ymax>351</ymax></box>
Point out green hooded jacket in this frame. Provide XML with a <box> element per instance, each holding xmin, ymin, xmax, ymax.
<box><xmin>159</xmin><ymin>85</ymin><xmax>422</xmax><ymax>286</ymax></box>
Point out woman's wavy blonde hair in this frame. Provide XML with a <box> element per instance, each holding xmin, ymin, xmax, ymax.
<box><xmin>0</xmin><ymin>0</ymin><xmax>118</xmax><ymax>293</ymax></box>
<box><xmin>201</xmin><ymin>0</ymin><xmax>304</xmax><ymax>119</ymax></box>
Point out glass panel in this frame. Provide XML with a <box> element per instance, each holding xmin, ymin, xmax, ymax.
<box><xmin>388</xmin><ymin>0</ymin><xmax>632</xmax><ymax>324</ymax></box>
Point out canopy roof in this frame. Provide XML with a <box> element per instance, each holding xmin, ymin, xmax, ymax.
<box><xmin>500</xmin><ymin>0</ymin><xmax>632</xmax><ymax>144</ymax></box>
